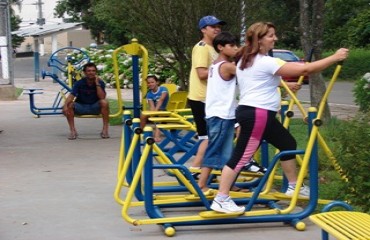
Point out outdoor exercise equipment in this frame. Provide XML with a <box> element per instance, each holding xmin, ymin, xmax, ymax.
<box><xmin>112</xmin><ymin>39</ymin><xmax>207</xmax><ymax>175</ymax></box>
<box><xmin>266</xmin><ymin>50</ymin><xmax>348</xmax><ymax>196</ymax></box>
<box><xmin>24</xmin><ymin>47</ymin><xmax>88</xmax><ymax>117</ymax></box>
<box><xmin>25</xmin><ymin>46</ymin><xmax>123</xmax><ymax>118</ymax></box>
<box><xmin>114</xmin><ymin>62</ymin><xmax>352</xmax><ymax>237</ymax></box>
<box><xmin>278</xmin><ymin>51</ymin><xmax>349</xmax><ymax>182</ymax></box>
<box><xmin>112</xmin><ymin>38</ymin><xmax>149</xmax><ymax>118</ymax></box>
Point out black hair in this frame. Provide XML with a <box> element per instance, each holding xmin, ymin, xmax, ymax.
<box><xmin>146</xmin><ymin>74</ymin><xmax>160</xmax><ymax>82</ymax></box>
<box><xmin>83</xmin><ymin>62</ymin><xmax>97</xmax><ymax>72</ymax></box>
<box><xmin>213</xmin><ymin>32</ymin><xmax>238</xmax><ymax>53</ymax></box>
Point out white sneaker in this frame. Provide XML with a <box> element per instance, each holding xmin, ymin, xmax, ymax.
<box><xmin>210</xmin><ymin>197</ymin><xmax>245</xmax><ymax>213</ymax></box>
<box><xmin>285</xmin><ymin>184</ymin><xmax>310</xmax><ymax>197</ymax></box>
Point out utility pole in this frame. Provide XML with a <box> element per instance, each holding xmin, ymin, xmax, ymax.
<box><xmin>0</xmin><ymin>0</ymin><xmax>16</xmax><ymax>99</ymax></box>
<box><xmin>0</xmin><ymin>0</ymin><xmax>13</xmax><ymax>84</ymax></box>
<box><xmin>36</xmin><ymin>0</ymin><xmax>45</xmax><ymax>26</ymax></box>
<box><xmin>7</xmin><ymin>0</ymin><xmax>14</xmax><ymax>85</ymax></box>
<box><xmin>33</xmin><ymin>0</ymin><xmax>44</xmax><ymax>81</ymax></box>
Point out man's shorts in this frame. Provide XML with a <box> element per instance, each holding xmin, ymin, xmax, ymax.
<box><xmin>187</xmin><ymin>99</ymin><xmax>208</xmax><ymax>139</ymax></box>
<box><xmin>74</xmin><ymin>101</ymin><xmax>101</xmax><ymax>115</ymax></box>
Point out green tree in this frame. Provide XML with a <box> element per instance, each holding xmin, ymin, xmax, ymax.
<box><xmin>10</xmin><ymin>0</ymin><xmax>24</xmax><ymax>48</ymax></box>
<box><xmin>85</xmin><ymin>0</ymin><xmax>305</xmax><ymax>89</ymax></box>
<box><xmin>345</xmin><ymin>9</ymin><xmax>370</xmax><ymax>48</ymax></box>
<box><xmin>54</xmin><ymin>0</ymin><xmax>90</xmax><ymax>21</ymax></box>
<box><xmin>243</xmin><ymin>0</ymin><xmax>301</xmax><ymax>49</ymax></box>
<box><xmin>54</xmin><ymin>0</ymin><xmax>108</xmax><ymax>44</ymax></box>
<box><xmin>52</xmin><ymin>0</ymin><xmax>307</xmax><ymax>89</ymax></box>
<box><xmin>93</xmin><ymin>0</ymin><xmax>243</xmax><ymax>90</ymax></box>
<box><xmin>323</xmin><ymin>0</ymin><xmax>369</xmax><ymax>49</ymax></box>
<box><xmin>91</xmin><ymin>0</ymin><xmax>129</xmax><ymax>46</ymax></box>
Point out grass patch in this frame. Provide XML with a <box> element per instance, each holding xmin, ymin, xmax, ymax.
<box><xmin>283</xmin><ymin>116</ymin><xmax>369</xmax><ymax>212</ymax></box>
<box><xmin>261</xmin><ymin>118</ymin><xmax>351</xmax><ymax>208</ymax></box>
<box><xmin>108</xmin><ymin>99</ymin><xmax>134</xmax><ymax>125</ymax></box>
<box><xmin>16</xmin><ymin>88</ymin><xmax>23</xmax><ymax>98</ymax></box>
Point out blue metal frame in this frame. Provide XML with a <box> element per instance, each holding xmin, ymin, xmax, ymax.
<box><xmin>26</xmin><ymin>47</ymin><xmax>89</xmax><ymax>117</ymax></box>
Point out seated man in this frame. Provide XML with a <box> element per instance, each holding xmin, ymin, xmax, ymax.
<box><xmin>63</xmin><ymin>62</ymin><xmax>110</xmax><ymax>140</ymax></box>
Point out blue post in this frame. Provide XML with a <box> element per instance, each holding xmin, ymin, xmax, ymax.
<box><xmin>34</xmin><ymin>51</ymin><xmax>40</xmax><ymax>82</ymax></box>
<box><xmin>308</xmin><ymin>108</ymin><xmax>319</xmax><ymax>209</ymax></box>
<box><xmin>123</xmin><ymin>111</ymin><xmax>134</xmax><ymax>185</ymax></box>
<box><xmin>132</xmin><ymin>55</ymin><xmax>141</xmax><ymax>118</ymax></box>
<box><xmin>132</xmin><ymin>118</ymin><xmax>144</xmax><ymax>201</ymax></box>
<box><xmin>51</xmin><ymin>55</ymin><xmax>58</xmax><ymax>83</ymax></box>
<box><xmin>279</xmin><ymin>102</ymin><xmax>289</xmax><ymax>192</ymax></box>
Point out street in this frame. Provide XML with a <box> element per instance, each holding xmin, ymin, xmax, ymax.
<box><xmin>298</xmin><ymin>82</ymin><xmax>356</xmax><ymax>106</ymax></box>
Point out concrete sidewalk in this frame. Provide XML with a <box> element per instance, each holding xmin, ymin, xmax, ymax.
<box><xmin>1</xmin><ymin>78</ymin><xmax>333</xmax><ymax>240</ymax></box>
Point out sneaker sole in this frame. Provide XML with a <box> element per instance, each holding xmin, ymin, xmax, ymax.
<box><xmin>210</xmin><ymin>205</ymin><xmax>245</xmax><ymax>214</ymax></box>
<box><xmin>284</xmin><ymin>193</ymin><xmax>310</xmax><ymax>198</ymax></box>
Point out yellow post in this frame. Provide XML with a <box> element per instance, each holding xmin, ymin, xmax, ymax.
<box><xmin>112</xmin><ymin>38</ymin><xmax>149</xmax><ymax>114</ymax></box>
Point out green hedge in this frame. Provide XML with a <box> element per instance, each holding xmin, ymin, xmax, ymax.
<box><xmin>322</xmin><ymin>48</ymin><xmax>370</xmax><ymax>81</ymax></box>
<box><xmin>319</xmin><ymin>113</ymin><xmax>370</xmax><ymax>213</ymax></box>
<box><xmin>295</xmin><ymin>48</ymin><xmax>369</xmax><ymax>81</ymax></box>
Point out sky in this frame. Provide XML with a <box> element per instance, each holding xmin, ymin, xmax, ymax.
<box><xmin>13</xmin><ymin>0</ymin><xmax>64</xmax><ymax>26</ymax></box>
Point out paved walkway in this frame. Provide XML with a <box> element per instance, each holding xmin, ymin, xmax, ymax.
<box><xmin>0</xmin><ymin>78</ymin><xmax>350</xmax><ymax>240</ymax></box>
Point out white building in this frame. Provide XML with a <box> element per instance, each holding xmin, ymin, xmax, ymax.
<box><xmin>13</xmin><ymin>1</ymin><xmax>95</xmax><ymax>55</ymax></box>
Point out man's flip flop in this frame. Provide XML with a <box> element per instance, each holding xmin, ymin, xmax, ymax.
<box><xmin>100</xmin><ymin>132</ymin><xmax>110</xmax><ymax>139</ymax></box>
<box><xmin>68</xmin><ymin>132</ymin><xmax>77</xmax><ymax>140</ymax></box>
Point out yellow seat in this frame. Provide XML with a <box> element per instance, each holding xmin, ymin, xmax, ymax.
<box><xmin>309</xmin><ymin>211</ymin><xmax>370</xmax><ymax>240</ymax></box>
<box><xmin>166</xmin><ymin>91</ymin><xmax>188</xmax><ymax>112</ymax></box>
<box><xmin>161</xmin><ymin>83</ymin><xmax>177</xmax><ymax>96</ymax></box>
<box><xmin>142</xmin><ymin>90</ymin><xmax>194</xmax><ymax>132</ymax></box>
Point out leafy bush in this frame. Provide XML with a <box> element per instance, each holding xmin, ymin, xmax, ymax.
<box><xmin>322</xmin><ymin>48</ymin><xmax>370</xmax><ymax>81</ymax></box>
<box><xmin>147</xmin><ymin>53</ymin><xmax>179</xmax><ymax>85</ymax></box>
<box><xmin>353</xmin><ymin>73</ymin><xmax>370</xmax><ymax>112</ymax></box>
<box><xmin>321</xmin><ymin>113</ymin><xmax>370</xmax><ymax>213</ymax></box>
<box><xmin>70</xmin><ymin>47</ymin><xmax>178</xmax><ymax>89</ymax></box>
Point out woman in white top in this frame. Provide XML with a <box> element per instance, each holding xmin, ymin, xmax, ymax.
<box><xmin>210</xmin><ymin>22</ymin><xmax>349</xmax><ymax>214</ymax></box>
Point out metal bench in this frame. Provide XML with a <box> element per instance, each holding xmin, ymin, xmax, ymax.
<box><xmin>309</xmin><ymin>211</ymin><xmax>370</xmax><ymax>240</ymax></box>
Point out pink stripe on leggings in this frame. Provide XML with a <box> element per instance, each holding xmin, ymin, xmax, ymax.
<box><xmin>235</xmin><ymin>108</ymin><xmax>267</xmax><ymax>172</ymax></box>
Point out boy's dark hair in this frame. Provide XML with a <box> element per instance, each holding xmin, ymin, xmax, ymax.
<box><xmin>83</xmin><ymin>62</ymin><xmax>97</xmax><ymax>72</ymax></box>
<box><xmin>213</xmin><ymin>32</ymin><xmax>238</xmax><ymax>53</ymax></box>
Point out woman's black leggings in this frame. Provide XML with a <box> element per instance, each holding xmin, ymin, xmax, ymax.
<box><xmin>226</xmin><ymin>105</ymin><xmax>297</xmax><ymax>172</ymax></box>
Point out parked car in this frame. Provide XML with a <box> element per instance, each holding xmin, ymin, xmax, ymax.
<box><xmin>272</xmin><ymin>49</ymin><xmax>309</xmax><ymax>84</ymax></box>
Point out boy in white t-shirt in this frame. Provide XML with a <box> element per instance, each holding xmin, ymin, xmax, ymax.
<box><xmin>197</xmin><ymin>32</ymin><xmax>239</xmax><ymax>193</ymax></box>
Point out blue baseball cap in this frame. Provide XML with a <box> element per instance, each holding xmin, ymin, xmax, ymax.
<box><xmin>198</xmin><ymin>15</ymin><xmax>226</xmax><ymax>29</ymax></box>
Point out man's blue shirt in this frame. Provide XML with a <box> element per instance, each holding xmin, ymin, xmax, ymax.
<box><xmin>71</xmin><ymin>78</ymin><xmax>106</xmax><ymax>104</ymax></box>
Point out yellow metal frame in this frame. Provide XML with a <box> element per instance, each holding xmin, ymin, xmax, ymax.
<box><xmin>277</xmin><ymin>64</ymin><xmax>344</xmax><ymax>214</ymax></box>
<box><xmin>112</xmin><ymin>38</ymin><xmax>149</xmax><ymax>113</ymax></box>
<box><xmin>279</xmin><ymin>71</ymin><xmax>348</xmax><ymax>182</ymax></box>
